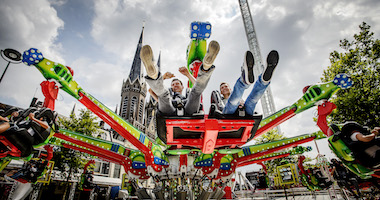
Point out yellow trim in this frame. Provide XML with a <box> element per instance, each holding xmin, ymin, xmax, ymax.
<box><xmin>37</xmin><ymin>160</ymin><xmax>55</xmax><ymax>184</ymax></box>
<box><xmin>277</xmin><ymin>164</ymin><xmax>298</xmax><ymax>186</ymax></box>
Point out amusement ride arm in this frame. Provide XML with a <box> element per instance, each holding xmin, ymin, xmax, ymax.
<box><xmin>21</xmin><ymin>48</ymin><xmax>167</xmax><ymax>173</ymax></box>
<box><xmin>252</xmin><ymin>73</ymin><xmax>352</xmax><ymax>141</ymax></box>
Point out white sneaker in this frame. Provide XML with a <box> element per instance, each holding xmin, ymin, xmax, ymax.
<box><xmin>140</xmin><ymin>45</ymin><xmax>158</xmax><ymax>79</ymax></box>
<box><xmin>203</xmin><ymin>40</ymin><xmax>220</xmax><ymax>70</ymax></box>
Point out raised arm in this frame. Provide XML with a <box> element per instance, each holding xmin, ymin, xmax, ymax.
<box><xmin>162</xmin><ymin>72</ymin><xmax>175</xmax><ymax>80</ymax></box>
<box><xmin>29</xmin><ymin>113</ymin><xmax>49</xmax><ymax>130</ymax></box>
<box><xmin>178</xmin><ymin>66</ymin><xmax>196</xmax><ymax>84</ymax></box>
<box><xmin>148</xmin><ymin>88</ymin><xmax>158</xmax><ymax>101</ymax></box>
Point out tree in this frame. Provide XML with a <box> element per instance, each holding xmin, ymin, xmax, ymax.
<box><xmin>59</xmin><ymin>108</ymin><xmax>101</xmax><ymax>136</ymax></box>
<box><xmin>54</xmin><ymin>108</ymin><xmax>100</xmax><ymax>173</ymax></box>
<box><xmin>253</xmin><ymin>130</ymin><xmax>313</xmax><ymax>176</ymax></box>
<box><xmin>254</xmin><ymin>130</ymin><xmax>289</xmax><ymax>175</ymax></box>
<box><xmin>53</xmin><ymin>108</ymin><xmax>101</xmax><ymax>199</ymax></box>
<box><xmin>322</xmin><ymin>22</ymin><xmax>380</xmax><ymax>128</ymax></box>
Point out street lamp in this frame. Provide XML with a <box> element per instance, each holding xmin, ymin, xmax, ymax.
<box><xmin>0</xmin><ymin>48</ymin><xmax>22</xmax><ymax>84</ymax></box>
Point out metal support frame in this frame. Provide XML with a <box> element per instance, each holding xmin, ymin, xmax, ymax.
<box><xmin>238</xmin><ymin>0</ymin><xmax>277</xmax><ymax>118</ymax></box>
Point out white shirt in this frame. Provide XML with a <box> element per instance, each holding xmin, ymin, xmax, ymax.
<box><xmin>350</xmin><ymin>131</ymin><xmax>360</xmax><ymax>142</ymax></box>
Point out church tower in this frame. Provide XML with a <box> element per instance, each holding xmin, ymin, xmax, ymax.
<box><xmin>119</xmin><ymin>27</ymin><xmax>147</xmax><ymax>132</ymax></box>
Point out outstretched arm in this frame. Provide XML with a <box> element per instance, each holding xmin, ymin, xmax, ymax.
<box><xmin>357</xmin><ymin>127</ymin><xmax>380</xmax><ymax>142</ymax></box>
<box><xmin>29</xmin><ymin>113</ymin><xmax>49</xmax><ymax>130</ymax></box>
<box><xmin>355</xmin><ymin>132</ymin><xmax>376</xmax><ymax>142</ymax></box>
<box><xmin>162</xmin><ymin>72</ymin><xmax>175</xmax><ymax>80</ymax></box>
<box><xmin>179</xmin><ymin>66</ymin><xmax>196</xmax><ymax>84</ymax></box>
<box><xmin>148</xmin><ymin>88</ymin><xmax>158</xmax><ymax>101</ymax></box>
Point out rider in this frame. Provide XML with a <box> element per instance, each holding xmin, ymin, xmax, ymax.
<box><xmin>330</xmin><ymin>158</ymin><xmax>360</xmax><ymax>197</ymax></box>
<box><xmin>220</xmin><ymin>50</ymin><xmax>279</xmax><ymax>115</ymax></box>
<box><xmin>0</xmin><ymin>110</ymin><xmax>19</xmax><ymax>134</ymax></box>
<box><xmin>148</xmin><ymin>67</ymin><xmax>196</xmax><ymax>102</ymax></box>
<box><xmin>22</xmin><ymin>113</ymin><xmax>49</xmax><ymax>136</ymax></box>
<box><xmin>343</xmin><ymin>122</ymin><xmax>380</xmax><ymax>168</ymax></box>
<box><xmin>141</xmin><ymin>41</ymin><xmax>220</xmax><ymax>116</ymax></box>
<box><xmin>0</xmin><ymin>115</ymin><xmax>10</xmax><ymax>134</ymax></box>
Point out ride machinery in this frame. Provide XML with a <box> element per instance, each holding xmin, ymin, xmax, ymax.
<box><xmin>0</xmin><ymin>21</ymin><xmax>354</xmax><ymax>199</ymax></box>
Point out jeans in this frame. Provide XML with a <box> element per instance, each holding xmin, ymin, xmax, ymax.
<box><xmin>146</xmin><ymin>65</ymin><xmax>215</xmax><ymax>115</ymax></box>
<box><xmin>223</xmin><ymin>74</ymin><xmax>269</xmax><ymax>115</ymax></box>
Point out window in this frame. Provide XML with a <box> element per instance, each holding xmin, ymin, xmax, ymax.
<box><xmin>121</xmin><ymin>96</ymin><xmax>128</xmax><ymax>117</ymax></box>
<box><xmin>101</xmin><ymin>162</ymin><xmax>110</xmax><ymax>175</ymax></box>
<box><xmin>139</xmin><ymin>99</ymin><xmax>144</xmax><ymax>121</ymax></box>
<box><xmin>113</xmin><ymin>164</ymin><xmax>121</xmax><ymax>178</ymax></box>
<box><xmin>94</xmin><ymin>161</ymin><xmax>110</xmax><ymax>176</ymax></box>
<box><xmin>130</xmin><ymin>96</ymin><xmax>137</xmax><ymax>119</ymax></box>
<box><xmin>94</xmin><ymin>162</ymin><xmax>101</xmax><ymax>173</ymax></box>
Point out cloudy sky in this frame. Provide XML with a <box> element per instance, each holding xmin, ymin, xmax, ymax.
<box><xmin>1</xmin><ymin>0</ymin><xmax>379</xmax><ymax>170</ymax></box>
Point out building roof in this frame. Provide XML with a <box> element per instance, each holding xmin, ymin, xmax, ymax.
<box><xmin>128</xmin><ymin>27</ymin><xmax>144</xmax><ymax>82</ymax></box>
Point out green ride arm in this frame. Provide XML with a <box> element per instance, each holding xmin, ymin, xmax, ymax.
<box><xmin>186</xmin><ymin>39</ymin><xmax>207</xmax><ymax>87</ymax></box>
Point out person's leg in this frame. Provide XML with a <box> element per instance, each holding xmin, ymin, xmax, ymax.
<box><xmin>145</xmin><ymin>75</ymin><xmax>176</xmax><ymax>115</ymax></box>
<box><xmin>245</xmin><ymin>50</ymin><xmax>279</xmax><ymax>115</ymax></box>
<box><xmin>185</xmin><ymin>65</ymin><xmax>215</xmax><ymax>115</ymax></box>
<box><xmin>185</xmin><ymin>41</ymin><xmax>220</xmax><ymax>115</ymax></box>
<box><xmin>141</xmin><ymin>45</ymin><xmax>176</xmax><ymax>115</ymax></box>
<box><xmin>222</xmin><ymin>77</ymin><xmax>250</xmax><ymax>114</ymax></box>
<box><xmin>0</xmin><ymin>122</ymin><xmax>10</xmax><ymax>134</ymax></box>
<box><xmin>222</xmin><ymin>51</ymin><xmax>254</xmax><ymax>114</ymax></box>
<box><xmin>244</xmin><ymin>75</ymin><xmax>269</xmax><ymax>115</ymax></box>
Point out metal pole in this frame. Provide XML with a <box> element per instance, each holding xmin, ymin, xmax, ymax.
<box><xmin>0</xmin><ymin>62</ymin><xmax>11</xmax><ymax>84</ymax></box>
<box><xmin>314</xmin><ymin>140</ymin><xmax>321</xmax><ymax>154</ymax></box>
<box><xmin>283</xmin><ymin>186</ymin><xmax>288</xmax><ymax>200</ymax></box>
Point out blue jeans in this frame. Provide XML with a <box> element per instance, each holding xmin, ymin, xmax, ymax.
<box><xmin>223</xmin><ymin>74</ymin><xmax>269</xmax><ymax>115</ymax></box>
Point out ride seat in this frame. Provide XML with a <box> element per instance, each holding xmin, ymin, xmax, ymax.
<box><xmin>0</xmin><ymin>107</ymin><xmax>18</xmax><ymax>118</ymax></box>
<box><xmin>28</xmin><ymin>121</ymin><xmax>51</xmax><ymax>145</ymax></box>
<box><xmin>32</xmin><ymin>108</ymin><xmax>56</xmax><ymax>145</ymax></box>
<box><xmin>1</xmin><ymin>126</ymin><xmax>34</xmax><ymax>157</ymax></box>
<box><xmin>331</xmin><ymin>122</ymin><xmax>380</xmax><ymax>168</ymax></box>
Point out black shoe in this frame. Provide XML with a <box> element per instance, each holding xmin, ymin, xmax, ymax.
<box><xmin>263</xmin><ymin>50</ymin><xmax>279</xmax><ymax>82</ymax></box>
<box><xmin>241</xmin><ymin>51</ymin><xmax>255</xmax><ymax>84</ymax></box>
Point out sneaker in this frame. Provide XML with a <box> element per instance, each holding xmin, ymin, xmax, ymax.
<box><xmin>140</xmin><ymin>45</ymin><xmax>158</xmax><ymax>79</ymax></box>
<box><xmin>262</xmin><ymin>50</ymin><xmax>279</xmax><ymax>82</ymax></box>
<box><xmin>203</xmin><ymin>40</ymin><xmax>220</xmax><ymax>70</ymax></box>
<box><xmin>241</xmin><ymin>50</ymin><xmax>255</xmax><ymax>85</ymax></box>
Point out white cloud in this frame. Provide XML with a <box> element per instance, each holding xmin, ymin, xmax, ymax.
<box><xmin>0</xmin><ymin>0</ymin><xmax>64</xmax><ymax>109</ymax></box>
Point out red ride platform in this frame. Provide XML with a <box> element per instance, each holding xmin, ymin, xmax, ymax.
<box><xmin>158</xmin><ymin>115</ymin><xmax>262</xmax><ymax>154</ymax></box>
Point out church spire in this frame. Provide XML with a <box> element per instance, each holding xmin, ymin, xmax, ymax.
<box><xmin>128</xmin><ymin>26</ymin><xmax>144</xmax><ymax>82</ymax></box>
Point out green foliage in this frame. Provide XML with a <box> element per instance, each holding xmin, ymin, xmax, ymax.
<box><xmin>53</xmin><ymin>108</ymin><xmax>101</xmax><ymax>180</ymax></box>
<box><xmin>52</xmin><ymin>147</ymin><xmax>87</xmax><ymax>175</ymax></box>
<box><xmin>322</xmin><ymin>22</ymin><xmax>380</xmax><ymax>128</ymax></box>
<box><xmin>58</xmin><ymin>108</ymin><xmax>100</xmax><ymax>136</ymax></box>
<box><xmin>254</xmin><ymin>129</ymin><xmax>285</xmax><ymax>144</ymax></box>
<box><xmin>254</xmin><ymin>130</ymin><xmax>290</xmax><ymax>175</ymax></box>
<box><xmin>253</xmin><ymin>130</ymin><xmax>313</xmax><ymax>176</ymax></box>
